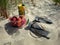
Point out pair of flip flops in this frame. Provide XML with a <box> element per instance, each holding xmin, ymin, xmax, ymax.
<box><xmin>28</xmin><ymin>16</ymin><xmax>53</xmax><ymax>39</ymax></box>
<box><xmin>29</xmin><ymin>22</ymin><xmax>50</xmax><ymax>39</ymax></box>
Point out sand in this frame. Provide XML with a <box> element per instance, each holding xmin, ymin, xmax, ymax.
<box><xmin>0</xmin><ymin>0</ymin><xmax>60</xmax><ymax>45</ymax></box>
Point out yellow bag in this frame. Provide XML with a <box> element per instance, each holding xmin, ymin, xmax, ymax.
<box><xmin>18</xmin><ymin>4</ymin><xmax>25</xmax><ymax>15</ymax></box>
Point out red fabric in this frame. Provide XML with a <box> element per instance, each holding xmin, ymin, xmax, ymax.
<box><xmin>9</xmin><ymin>16</ymin><xmax>26</xmax><ymax>27</ymax></box>
<box><xmin>17</xmin><ymin>17</ymin><xmax>22</xmax><ymax>27</ymax></box>
<box><xmin>10</xmin><ymin>16</ymin><xmax>17</xmax><ymax>26</ymax></box>
<box><xmin>21</xmin><ymin>17</ymin><xmax>26</xmax><ymax>25</ymax></box>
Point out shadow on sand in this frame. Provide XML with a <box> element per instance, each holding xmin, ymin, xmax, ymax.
<box><xmin>5</xmin><ymin>22</ymin><xmax>19</xmax><ymax>35</ymax></box>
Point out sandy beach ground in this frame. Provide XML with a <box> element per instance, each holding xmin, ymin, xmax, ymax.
<box><xmin>0</xmin><ymin>0</ymin><xmax>60</xmax><ymax>45</ymax></box>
